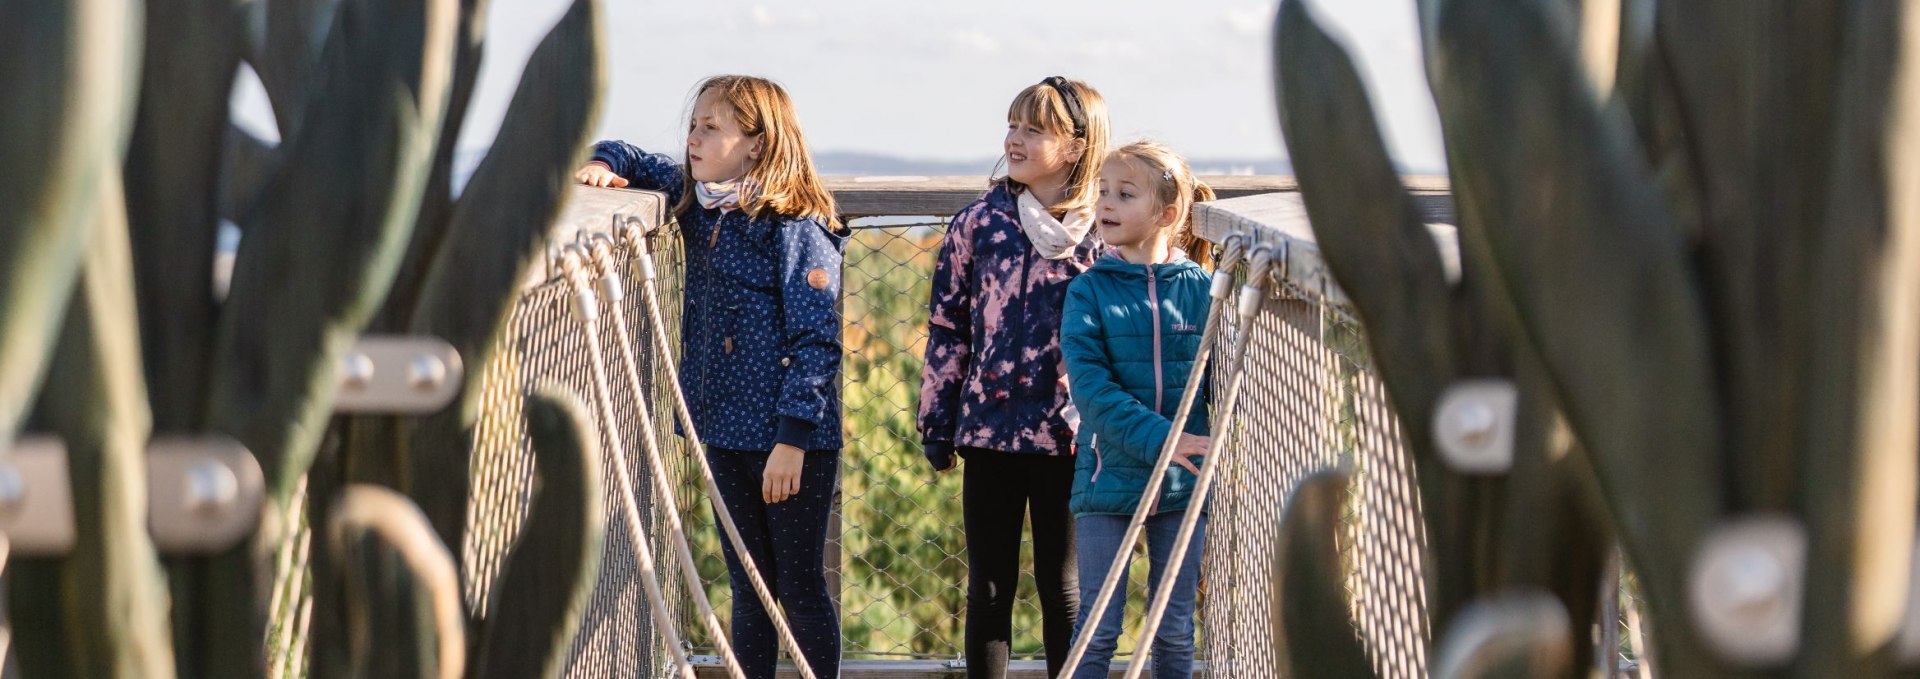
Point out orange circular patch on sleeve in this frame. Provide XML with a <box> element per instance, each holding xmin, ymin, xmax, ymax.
<box><xmin>807</xmin><ymin>268</ymin><xmax>830</xmax><ymax>290</ymax></box>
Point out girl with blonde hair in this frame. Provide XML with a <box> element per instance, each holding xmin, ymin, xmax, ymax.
<box><xmin>917</xmin><ymin>76</ymin><xmax>1111</xmax><ymax>679</ymax></box>
<box><xmin>1062</xmin><ymin>140</ymin><xmax>1218</xmax><ymax>679</ymax></box>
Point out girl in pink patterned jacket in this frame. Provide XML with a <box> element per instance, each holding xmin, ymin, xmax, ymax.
<box><xmin>916</xmin><ymin>76</ymin><xmax>1109</xmax><ymax>679</ymax></box>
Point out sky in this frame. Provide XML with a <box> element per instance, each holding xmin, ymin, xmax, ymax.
<box><xmin>232</xmin><ymin>0</ymin><xmax>1447</xmax><ymax>173</ymax></box>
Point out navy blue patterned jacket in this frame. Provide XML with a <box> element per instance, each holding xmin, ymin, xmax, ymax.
<box><xmin>916</xmin><ymin>183</ymin><xmax>1103</xmax><ymax>467</ymax></box>
<box><xmin>591</xmin><ymin>140</ymin><xmax>846</xmax><ymax>452</ymax></box>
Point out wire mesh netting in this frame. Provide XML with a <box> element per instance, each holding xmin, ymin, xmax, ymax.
<box><xmin>1196</xmin><ymin>273</ymin><xmax>1430</xmax><ymax>679</ymax></box>
<box><xmin>462</xmin><ymin>231</ymin><xmax>693</xmax><ymax>679</ymax></box>
<box><xmin>667</xmin><ymin>217</ymin><xmax>1162</xmax><ymax>663</ymax></box>
<box><xmin>258</xmin><ymin>196</ymin><xmax>1457</xmax><ymax>679</ymax></box>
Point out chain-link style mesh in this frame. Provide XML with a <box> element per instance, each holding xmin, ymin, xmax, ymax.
<box><xmin>254</xmin><ymin>193</ymin><xmax>1494</xmax><ymax>679</ymax></box>
<box><xmin>461</xmin><ymin>231</ymin><xmax>693</xmax><ymax>679</ymax></box>
<box><xmin>1195</xmin><ymin>268</ymin><xmax>1430</xmax><ymax>679</ymax></box>
<box><xmin>662</xmin><ymin>218</ymin><xmax>1161</xmax><ymax>663</ymax></box>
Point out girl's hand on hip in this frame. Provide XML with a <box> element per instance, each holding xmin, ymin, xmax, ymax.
<box><xmin>1172</xmin><ymin>434</ymin><xmax>1210</xmax><ymax>475</ymax></box>
<box><xmin>764</xmin><ymin>444</ymin><xmax>805</xmax><ymax>503</ymax></box>
<box><xmin>576</xmin><ymin>162</ymin><xmax>629</xmax><ymax>188</ymax></box>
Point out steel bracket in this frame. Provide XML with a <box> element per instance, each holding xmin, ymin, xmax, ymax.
<box><xmin>1</xmin><ymin>435</ymin><xmax>265</xmax><ymax>557</ymax></box>
<box><xmin>334</xmin><ymin>335</ymin><xmax>463</xmax><ymax>414</ymax></box>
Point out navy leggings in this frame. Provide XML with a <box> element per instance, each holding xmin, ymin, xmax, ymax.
<box><xmin>705</xmin><ymin>447</ymin><xmax>842</xmax><ymax>679</ymax></box>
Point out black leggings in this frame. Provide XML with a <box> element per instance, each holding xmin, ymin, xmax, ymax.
<box><xmin>706</xmin><ymin>447</ymin><xmax>842</xmax><ymax>679</ymax></box>
<box><xmin>960</xmin><ymin>448</ymin><xmax>1079</xmax><ymax>679</ymax></box>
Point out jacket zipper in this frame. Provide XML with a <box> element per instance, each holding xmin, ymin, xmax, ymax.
<box><xmin>1092</xmin><ymin>267</ymin><xmax>1165</xmax><ymax>491</ymax></box>
<box><xmin>1148</xmin><ymin>264</ymin><xmax>1165</xmax><ymax>412</ymax></box>
<box><xmin>1146</xmin><ymin>265</ymin><xmax>1168</xmax><ymax>514</ymax></box>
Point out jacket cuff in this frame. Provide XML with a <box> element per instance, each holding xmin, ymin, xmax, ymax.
<box><xmin>922</xmin><ymin>440</ymin><xmax>955</xmax><ymax>471</ymax></box>
<box><xmin>775</xmin><ymin>416</ymin><xmax>817</xmax><ymax>449</ymax></box>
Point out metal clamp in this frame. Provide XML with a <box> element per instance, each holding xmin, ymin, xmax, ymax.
<box><xmin>1689</xmin><ymin>515</ymin><xmax>1805</xmax><ymax>666</ymax></box>
<box><xmin>333</xmin><ymin>335</ymin><xmax>464</xmax><ymax>414</ymax></box>
<box><xmin>615</xmin><ymin>214</ymin><xmax>652</xmax><ymax>251</ymax></box>
<box><xmin>0</xmin><ymin>437</ymin><xmax>73</xmax><ymax>557</ymax></box>
<box><xmin>1273</xmin><ymin>237</ymin><xmax>1292</xmax><ymax>289</ymax></box>
<box><xmin>1211</xmin><ymin>234</ymin><xmax>1247</xmax><ymax>300</ymax></box>
<box><xmin>1</xmin><ymin>435</ymin><xmax>265</xmax><ymax>557</ymax></box>
<box><xmin>1433</xmin><ymin>379</ymin><xmax>1518</xmax><ymax>474</ymax></box>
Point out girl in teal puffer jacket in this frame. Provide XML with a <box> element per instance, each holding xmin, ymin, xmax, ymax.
<box><xmin>1060</xmin><ymin>141</ymin><xmax>1216</xmax><ymax>679</ymax></box>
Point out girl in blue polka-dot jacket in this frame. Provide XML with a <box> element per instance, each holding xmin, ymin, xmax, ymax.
<box><xmin>579</xmin><ymin>75</ymin><xmax>845</xmax><ymax>679</ymax></box>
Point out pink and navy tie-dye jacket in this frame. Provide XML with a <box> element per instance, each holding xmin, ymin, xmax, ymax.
<box><xmin>917</xmin><ymin>182</ymin><xmax>1103</xmax><ymax>467</ymax></box>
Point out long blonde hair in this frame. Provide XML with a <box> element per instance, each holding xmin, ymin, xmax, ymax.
<box><xmin>1108</xmin><ymin>141</ymin><xmax>1217</xmax><ymax>268</ymax></box>
<box><xmin>993</xmin><ymin>77</ymin><xmax>1110</xmax><ymax>216</ymax></box>
<box><xmin>674</xmin><ymin>75</ymin><xmax>840</xmax><ymax>229</ymax></box>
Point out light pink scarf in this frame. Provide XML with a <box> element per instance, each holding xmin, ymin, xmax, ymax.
<box><xmin>1015</xmin><ymin>190</ymin><xmax>1094</xmax><ymax>259</ymax></box>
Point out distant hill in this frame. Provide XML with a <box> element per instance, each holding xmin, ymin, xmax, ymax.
<box><xmin>811</xmin><ymin>150</ymin><xmax>1293</xmax><ymax>178</ymax></box>
<box><xmin>453</xmin><ymin>147</ymin><xmax>1294</xmax><ymax>193</ymax></box>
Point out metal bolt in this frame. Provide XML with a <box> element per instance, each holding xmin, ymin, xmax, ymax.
<box><xmin>184</xmin><ymin>461</ymin><xmax>239</xmax><ymax>515</ymax></box>
<box><xmin>0</xmin><ymin>464</ymin><xmax>23</xmax><ymax>514</ymax></box>
<box><xmin>1690</xmin><ymin>515</ymin><xmax>1804</xmax><ymax>666</ymax></box>
<box><xmin>341</xmin><ymin>352</ymin><xmax>375</xmax><ymax>389</ymax></box>
<box><xmin>1447</xmin><ymin>400</ymin><xmax>1497</xmax><ymax>449</ymax></box>
<box><xmin>1433</xmin><ymin>380</ymin><xmax>1517</xmax><ymax>474</ymax></box>
<box><xmin>408</xmin><ymin>355</ymin><xmax>448</xmax><ymax>391</ymax></box>
<box><xmin>1716</xmin><ymin>545</ymin><xmax>1787</xmax><ymax>619</ymax></box>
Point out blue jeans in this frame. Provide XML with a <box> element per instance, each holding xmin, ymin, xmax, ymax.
<box><xmin>1070</xmin><ymin>512</ymin><xmax>1207</xmax><ymax>679</ymax></box>
<box><xmin>706</xmin><ymin>447</ymin><xmax>843</xmax><ymax>679</ymax></box>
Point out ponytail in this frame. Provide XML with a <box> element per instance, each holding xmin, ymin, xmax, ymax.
<box><xmin>1110</xmin><ymin>140</ymin><xmax>1217</xmax><ymax>270</ymax></box>
<box><xmin>1179</xmin><ymin>180</ymin><xmax>1216</xmax><ymax>269</ymax></box>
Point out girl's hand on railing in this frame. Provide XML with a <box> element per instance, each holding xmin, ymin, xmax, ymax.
<box><xmin>764</xmin><ymin>444</ymin><xmax>805</xmax><ymax>503</ymax></box>
<box><xmin>1172</xmin><ymin>434</ymin><xmax>1210</xmax><ymax>475</ymax></box>
<box><xmin>576</xmin><ymin>162</ymin><xmax>629</xmax><ymax>188</ymax></box>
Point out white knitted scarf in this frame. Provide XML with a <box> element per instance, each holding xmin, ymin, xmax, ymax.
<box><xmin>1015</xmin><ymin>189</ymin><xmax>1094</xmax><ymax>260</ymax></box>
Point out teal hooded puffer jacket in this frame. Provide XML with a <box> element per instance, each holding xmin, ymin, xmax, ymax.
<box><xmin>1062</xmin><ymin>252</ymin><xmax>1212</xmax><ymax>517</ymax></box>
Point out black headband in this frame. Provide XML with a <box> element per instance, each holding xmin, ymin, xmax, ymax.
<box><xmin>1041</xmin><ymin>76</ymin><xmax>1088</xmax><ymax>139</ymax></box>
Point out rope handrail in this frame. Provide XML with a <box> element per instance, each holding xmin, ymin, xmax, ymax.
<box><xmin>509</xmin><ymin>185</ymin><xmax>1441</xmax><ymax>675</ymax></box>
<box><xmin>1055</xmin><ymin>235</ymin><xmax>1251</xmax><ymax>678</ymax></box>
<box><xmin>1120</xmin><ymin>245</ymin><xmax>1280</xmax><ymax>679</ymax></box>
<box><xmin>585</xmin><ymin>232</ymin><xmax>749</xmax><ymax>679</ymax></box>
<box><xmin>620</xmin><ymin>221</ymin><xmax>823</xmax><ymax>679</ymax></box>
<box><xmin>557</xmin><ymin>244</ymin><xmax>697</xmax><ymax>679</ymax></box>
